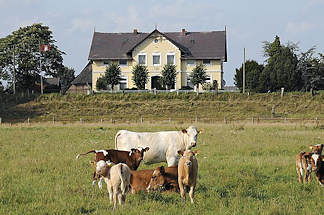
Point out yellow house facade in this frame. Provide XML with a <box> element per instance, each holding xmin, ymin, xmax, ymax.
<box><xmin>88</xmin><ymin>29</ymin><xmax>227</xmax><ymax>91</ymax></box>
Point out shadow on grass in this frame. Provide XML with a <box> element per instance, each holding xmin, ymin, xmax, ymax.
<box><xmin>136</xmin><ymin>190</ymin><xmax>176</xmax><ymax>203</ymax></box>
<box><xmin>0</xmin><ymin>93</ymin><xmax>41</xmax><ymax>123</ymax></box>
<box><xmin>76</xmin><ymin>206</ymin><xmax>95</xmax><ymax>214</ymax></box>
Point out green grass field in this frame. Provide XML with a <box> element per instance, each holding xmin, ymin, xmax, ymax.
<box><xmin>1</xmin><ymin>123</ymin><xmax>324</xmax><ymax>214</ymax></box>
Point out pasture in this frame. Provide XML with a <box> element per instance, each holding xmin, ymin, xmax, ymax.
<box><xmin>0</xmin><ymin>123</ymin><xmax>324</xmax><ymax>214</ymax></box>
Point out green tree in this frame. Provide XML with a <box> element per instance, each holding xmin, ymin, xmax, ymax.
<box><xmin>132</xmin><ymin>64</ymin><xmax>148</xmax><ymax>90</ymax></box>
<box><xmin>234</xmin><ymin>60</ymin><xmax>264</xmax><ymax>92</ymax></box>
<box><xmin>103</xmin><ymin>63</ymin><xmax>121</xmax><ymax>91</ymax></box>
<box><xmin>259</xmin><ymin>36</ymin><xmax>301</xmax><ymax>92</ymax></box>
<box><xmin>58</xmin><ymin>67</ymin><xmax>75</xmax><ymax>93</ymax></box>
<box><xmin>96</xmin><ymin>76</ymin><xmax>107</xmax><ymax>90</ymax></box>
<box><xmin>0</xmin><ymin>23</ymin><xmax>65</xmax><ymax>93</ymax></box>
<box><xmin>160</xmin><ymin>64</ymin><xmax>177</xmax><ymax>90</ymax></box>
<box><xmin>190</xmin><ymin>64</ymin><xmax>207</xmax><ymax>91</ymax></box>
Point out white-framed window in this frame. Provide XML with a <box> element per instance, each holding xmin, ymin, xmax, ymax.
<box><xmin>102</xmin><ymin>60</ymin><xmax>111</xmax><ymax>66</ymax></box>
<box><xmin>119</xmin><ymin>76</ymin><xmax>128</xmax><ymax>90</ymax></box>
<box><xmin>203</xmin><ymin>59</ymin><xmax>211</xmax><ymax>65</ymax></box>
<box><xmin>205</xmin><ymin>75</ymin><xmax>212</xmax><ymax>83</ymax></box>
<box><xmin>138</xmin><ymin>53</ymin><xmax>147</xmax><ymax>65</ymax></box>
<box><xmin>187</xmin><ymin>60</ymin><xmax>195</xmax><ymax>66</ymax></box>
<box><xmin>166</xmin><ymin>53</ymin><xmax>175</xmax><ymax>65</ymax></box>
<box><xmin>119</xmin><ymin>59</ymin><xmax>128</xmax><ymax>66</ymax></box>
<box><xmin>152</xmin><ymin>53</ymin><xmax>161</xmax><ymax>66</ymax></box>
<box><xmin>154</xmin><ymin>38</ymin><xmax>159</xmax><ymax>43</ymax></box>
<box><xmin>187</xmin><ymin>77</ymin><xmax>194</xmax><ymax>88</ymax></box>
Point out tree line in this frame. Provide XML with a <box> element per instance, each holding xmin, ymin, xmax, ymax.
<box><xmin>96</xmin><ymin>63</ymin><xmax>213</xmax><ymax>91</ymax></box>
<box><xmin>0</xmin><ymin>23</ymin><xmax>75</xmax><ymax>94</ymax></box>
<box><xmin>234</xmin><ymin>36</ymin><xmax>324</xmax><ymax>93</ymax></box>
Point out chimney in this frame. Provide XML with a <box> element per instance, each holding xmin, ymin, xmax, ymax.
<box><xmin>181</xmin><ymin>28</ymin><xmax>186</xmax><ymax>36</ymax></box>
<box><xmin>133</xmin><ymin>29</ymin><xmax>138</xmax><ymax>34</ymax></box>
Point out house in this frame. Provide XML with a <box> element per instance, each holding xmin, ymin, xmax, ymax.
<box><xmin>88</xmin><ymin>28</ymin><xmax>227</xmax><ymax>91</ymax></box>
<box><xmin>67</xmin><ymin>62</ymin><xmax>92</xmax><ymax>94</ymax></box>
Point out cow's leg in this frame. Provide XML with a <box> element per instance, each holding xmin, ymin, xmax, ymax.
<box><xmin>179</xmin><ymin>180</ymin><xmax>186</xmax><ymax>201</ymax></box>
<box><xmin>113</xmin><ymin>186</ymin><xmax>118</xmax><ymax>210</ymax></box>
<box><xmin>106</xmin><ymin>179</ymin><xmax>113</xmax><ymax>203</ymax></box>
<box><xmin>189</xmin><ymin>185</ymin><xmax>195</xmax><ymax>204</ymax></box>
<box><xmin>98</xmin><ymin>177</ymin><xmax>104</xmax><ymax>189</ymax></box>
<box><xmin>296</xmin><ymin>164</ymin><xmax>303</xmax><ymax>184</ymax></box>
<box><xmin>92</xmin><ymin>171</ymin><xmax>97</xmax><ymax>186</ymax></box>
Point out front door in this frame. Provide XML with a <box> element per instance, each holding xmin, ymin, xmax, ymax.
<box><xmin>151</xmin><ymin>76</ymin><xmax>165</xmax><ymax>90</ymax></box>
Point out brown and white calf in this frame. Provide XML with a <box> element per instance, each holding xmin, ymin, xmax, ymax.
<box><xmin>296</xmin><ymin>151</ymin><xmax>313</xmax><ymax>183</ymax></box>
<box><xmin>308</xmin><ymin>153</ymin><xmax>324</xmax><ymax>187</ymax></box>
<box><xmin>177</xmin><ymin>150</ymin><xmax>198</xmax><ymax>204</ymax></box>
<box><xmin>76</xmin><ymin>147</ymin><xmax>149</xmax><ymax>187</ymax></box>
<box><xmin>146</xmin><ymin>166</ymin><xmax>179</xmax><ymax>192</ymax></box>
<box><xmin>96</xmin><ymin>160</ymin><xmax>131</xmax><ymax>209</ymax></box>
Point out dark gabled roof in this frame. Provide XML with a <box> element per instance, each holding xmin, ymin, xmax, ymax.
<box><xmin>88</xmin><ymin>29</ymin><xmax>227</xmax><ymax>61</ymax></box>
<box><xmin>71</xmin><ymin>62</ymin><xmax>92</xmax><ymax>85</ymax></box>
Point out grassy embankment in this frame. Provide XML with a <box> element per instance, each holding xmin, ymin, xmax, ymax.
<box><xmin>0</xmin><ymin>92</ymin><xmax>324</xmax><ymax>123</ymax></box>
<box><xmin>1</xmin><ymin>123</ymin><xmax>324</xmax><ymax>214</ymax></box>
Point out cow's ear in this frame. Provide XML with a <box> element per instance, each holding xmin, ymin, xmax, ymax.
<box><xmin>131</xmin><ymin>148</ymin><xmax>136</xmax><ymax>152</ymax></box>
<box><xmin>193</xmin><ymin>150</ymin><xmax>199</xmax><ymax>156</ymax></box>
<box><xmin>198</xmin><ymin>129</ymin><xmax>203</xmax><ymax>134</ymax></box>
<box><xmin>90</xmin><ymin>161</ymin><xmax>96</xmax><ymax>167</ymax></box>
<box><xmin>144</xmin><ymin>147</ymin><xmax>150</xmax><ymax>152</ymax></box>
<box><xmin>160</xmin><ymin>166</ymin><xmax>165</xmax><ymax>175</ymax></box>
<box><xmin>178</xmin><ymin>150</ymin><xmax>184</xmax><ymax>156</ymax></box>
<box><xmin>181</xmin><ymin>129</ymin><xmax>187</xmax><ymax>133</ymax></box>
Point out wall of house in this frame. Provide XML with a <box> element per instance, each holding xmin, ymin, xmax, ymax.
<box><xmin>132</xmin><ymin>32</ymin><xmax>182</xmax><ymax>89</ymax></box>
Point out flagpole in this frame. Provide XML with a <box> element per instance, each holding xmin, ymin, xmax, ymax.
<box><xmin>39</xmin><ymin>40</ymin><xmax>43</xmax><ymax>94</ymax></box>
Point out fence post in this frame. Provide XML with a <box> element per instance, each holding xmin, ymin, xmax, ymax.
<box><xmin>315</xmin><ymin>117</ymin><xmax>319</xmax><ymax>127</ymax></box>
<box><xmin>80</xmin><ymin>118</ymin><xmax>82</xmax><ymax>123</ymax></box>
<box><xmin>52</xmin><ymin>116</ymin><xmax>55</xmax><ymax>124</ymax></box>
<box><xmin>224</xmin><ymin>117</ymin><xmax>227</xmax><ymax>124</ymax></box>
<box><xmin>0</xmin><ymin>117</ymin><xmax>2</xmax><ymax>124</ymax></box>
<box><xmin>284</xmin><ymin>117</ymin><xmax>287</xmax><ymax>123</ymax></box>
<box><xmin>27</xmin><ymin>117</ymin><xmax>30</xmax><ymax>124</ymax></box>
<box><xmin>111</xmin><ymin>118</ymin><xmax>113</xmax><ymax>124</ymax></box>
<box><xmin>252</xmin><ymin>117</ymin><xmax>254</xmax><ymax>124</ymax></box>
<box><xmin>281</xmin><ymin>88</ymin><xmax>284</xmax><ymax>97</ymax></box>
<box><xmin>169</xmin><ymin>117</ymin><xmax>171</xmax><ymax>123</ymax></box>
<box><xmin>141</xmin><ymin>117</ymin><xmax>144</xmax><ymax>123</ymax></box>
<box><xmin>176</xmin><ymin>90</ymin><xmax>179</xmax><ymax>96</ymax></box>
<box><xmin>195</xmin><ymin>116</ymin><xmax>198</xmax><ymax>123</ymax></box>
<box><xmin>101</xmin><ymin>119</ymin><xmax>103</xmax><ymax>123</ymax></box>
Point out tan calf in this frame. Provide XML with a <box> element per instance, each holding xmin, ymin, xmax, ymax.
<box><xmin>296</xmin><ymin>151</ymin><xmax>313</xmax><ymax>183</ymax></box>
<box><xmin>96</xmin><ymin>160</ymin><xmax>131</xmax><ymax>210</ymax></box>
<box><xmin>177</xmin><ymin>150</ymin><xmax>198</xmax><ymax>204</ymax></box>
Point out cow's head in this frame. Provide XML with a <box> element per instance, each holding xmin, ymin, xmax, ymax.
<box><xmin>130</xmin><ymin>147</ymin><xmax>150</xmax><ymax>168</ymax></box>
<box><xmin>181</xmin><ymin>126</ymin><xmax>202</xmax><ymax>149</ymax></box>
<box><xmin>309</xmin><ymin>144</ymin><xmax>323</xmax><ymax>155</ymax></box>
<box><xmin>308</xmin><ymin>153</ymin><xmax>323</xmax><ymax>172</ymax></box>
<box><xmin>178</xmin><ymin>150</ymin><xmax>198</xmax><ymax>168</ymax></box>
<box><xmin>95</xmin><ymin>160</ymin><xmax>114</xmax><ymax>177</ymax></box>
<box><xmin>146</xmin><ymin>166</ymin><xmax>167</xmax><ymax>192</ymax></box>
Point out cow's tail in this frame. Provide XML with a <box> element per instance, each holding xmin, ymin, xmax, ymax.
<box><xmin>75</xmin><ymin>150</ymin><xmax>96</xmax><ymax>160</ymax></box>
<box><xmin>115</xmin><ymin>131</ymin><xmax>122</xmax><ymax>149</ymax></box>
<box><xmin>118</xmin><ymin>164</ymin><xmax>127</xmax><ymax>196</ymax></box>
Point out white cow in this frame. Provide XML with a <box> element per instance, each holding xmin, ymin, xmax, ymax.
<box><xmin>115</xmin><ymin>126</ymin><xmax>201</xmax><ymax>166</ymax></box>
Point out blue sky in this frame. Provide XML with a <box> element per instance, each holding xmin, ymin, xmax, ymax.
<box><xmin>1</xmin><ymin>0</ymin><xmax>324</xmax><ymax>85</ymax></box>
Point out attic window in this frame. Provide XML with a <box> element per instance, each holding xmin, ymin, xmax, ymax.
<box><xmin>154</xmin><ymin>39</ymin><xmax>159</xmax><ymax>43</ymax></box>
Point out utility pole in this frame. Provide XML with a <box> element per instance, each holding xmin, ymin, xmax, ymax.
<box><xmin>243</xmin><ymin>48</ymin><xmax>246</xmax><ymax>94</ymax></box>
<box><xmin>39</xmin><ymin>40</ymin><xmax>43</xmax><ymax>94</ymax></box>
<box><xmin>12</xmin><ymin>45</ymin><xmax>16</xmax><ymax>95</ymax></box>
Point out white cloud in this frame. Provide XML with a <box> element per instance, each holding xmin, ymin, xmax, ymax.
<box><xmin>69</xmin><ymin>18</ymin><xmax>95</xmax><ymax>33</ymax></box>
<box><xmin>285</xmin><ymin>21</ymin><xmax>316</xmax><ymax>34</ymax></box>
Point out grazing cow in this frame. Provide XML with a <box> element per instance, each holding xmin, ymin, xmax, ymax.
<box><xmin>146</xmin><ymin>166</ymin><xmax>179</xmax><ymax>192</ymax></box>
<box><xmin>178</xmin><ymin>150</ymin><xmax>198</xmax><ymax>204</ymax></box>
<box><xmin>308</xmin><ymin>153</ymin><xmax>324</xmax><ymax>187</ymax></box>
<box><xmin>130</xmin><ymin>169</ymin><xmax>154</xmax><ymax>193</ymax></box>
<box><xmin>76</xmin><ymin>148</ymin><xmax>149</xmax><ymax>187</ymax></box>
<box><xmin>296</xmin><ymin>151</ymin><xmax>313</xmax><ymax>183</ymax></box>
<box><xmin>96</xmin><ymin>160</ymin><xmax>131</xmax><ymax>209</ymax></box>
<box><xmin>309</xmin><ymin>144</ymin><xmax>323</xmax><ymax>155</ymax></box>
<box><xmin>115</xmin><ymin>126</ymin><xmax>201</xmax><ymax>166</ymax></box>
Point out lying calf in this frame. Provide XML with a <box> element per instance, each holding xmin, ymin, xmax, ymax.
<box><xmin>178</xmin><ymin>150</ymin><xmax>198</xmax><ymax>204</ymax></box>
<box><xmin>96</xmin><ymin>160</ymin><xmax>131</xmax><ymax>209</ymax></box>
<box><xmin>76</xmin><ymin>147</ymin><xmax>149</xmax><ymax>187</ymax></box>
<box><xmin>146</xmin><ymin>166</ymin><xmax>179</xmax><ymax>192</ymax></box>
<box><xmin>130</xmin><ymin>169</ymin><xmax>154</xmax><ymax>193</ymax></box>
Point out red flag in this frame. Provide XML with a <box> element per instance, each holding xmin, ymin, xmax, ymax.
<box><xmin>41</xmin><ymin>44</ymin><xmax>50</xmax><ymax>52</ymax></box>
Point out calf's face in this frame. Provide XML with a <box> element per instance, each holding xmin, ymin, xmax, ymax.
<box><xmin>309</xmin><ymin>144</ymin><xmax>323</xmax><ymax>155</ymax></box>
<box><xmin>178</xmin><ymin>150</ymin><xmax>198</xmax><ymax>166</ymax></box>
<box><xmin>131</xmin><ymin>147</ymin><xmax>149</xmax><ymax>164</ymax></box>
<box><xmin>310</xmin><ymin>154</ymin><xmax>322</xmax><ymax>172</ymax></box>
<box><xmin>147</xmin><ymin>166</ymin><xmax>166</xmax><ymax>192</ymax></box>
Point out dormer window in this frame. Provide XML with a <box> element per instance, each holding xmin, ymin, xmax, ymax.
<box><xmin>154</xmin><ymin>38</ymin><xmax>159</xmax><ymax>43</ymax></box>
